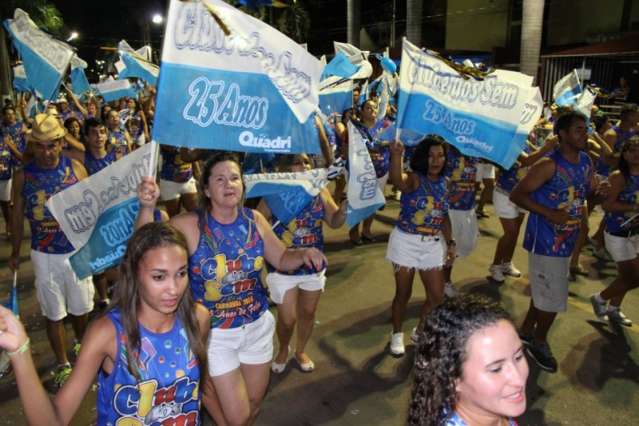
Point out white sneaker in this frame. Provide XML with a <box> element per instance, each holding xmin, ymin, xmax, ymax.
<box><xmin>607</xmin><ymin>307</ymin><xmax>633</xmax><ymax>327</ymax></box>
<box><xmin>489</xmin><ymin>264</ymin><xmax>505</xmax><ymax>282</ymax></box>
<box><xmin>390</xmin><ymin>332</ymin><xmax>405</xmax><ymax>356</ymax></box>
<box><xmin>410</xmin><ymin>327</ymin><xmax>419</xmax><ymax>344</ymax></box>
<box><xmin>501</xmin><ymin>262</ymin><xmax>522</xmax><ymax>278</ymax></box>
<box><xmin>444</xmin><ymin>282</ymin><xmax>457</xmax><ymax>297</ymax></box>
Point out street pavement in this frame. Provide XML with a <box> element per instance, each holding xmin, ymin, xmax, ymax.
<box><xmin>0</xmin><ymin>197</ymin><xmax>637</xmax><ymax>425</ymax></box>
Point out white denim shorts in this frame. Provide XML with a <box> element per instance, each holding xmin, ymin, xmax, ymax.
<box><xmin>159</xmin><ymin>177</ymin><xmax>198</xmax><ymax>201</ymax></box>
<box><xmin>604</xmin><ymin>231</ymin><xmax>639</xmax><ymax>263</ymax></box>
<box><xmin>31</xmin><ymin>249</ymin><xmax>95</xmax><ymax>321</ymax></box>
<box><xmin>266</xmin><ymin>270</ymin><xmax>326</xmax><ymax>304</ymax></box>
<box><xmin>493</xmin><ymin>189</ymin><xmax>526</xmax><ymax>220</ymax></box>
<box><xmin>476</xmin><ymin>163</ymin><xmax>496</xmax><ymax>181</ymax></box>
<box><xmin>207</xmin><ymin>310</ymin><xmax>275</xmax><ymax>377</ymax></box>
<box><xmin>386</xmin><ymin>227</ymin><xmax>446</xmax><ymax>270</ymax></box>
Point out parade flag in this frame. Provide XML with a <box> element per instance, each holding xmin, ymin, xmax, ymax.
<box><xmin>93</xmin><ymin>79</ymin><xmax>138</xmax><ymax>102</ymax></box>
<box><xmin>376</xmin><ymin>123</ymin><xmax>424</xmax><ymax>146</ymax></box>
<box><xmin>46</xmin><ymin>143</ymin><xmax>156</xmax><ymax>279</ymax></box>
<box><xmin>396</xmin><ymin>38</ymin><xmax>537</xmax><ymax>169</ymax></box>
<box><xmin>346</xmin><ymin>122</ymin><xmax>385</xmax><ymax>228</ymax></box>
<box><xmin>322</xmin><ymin>52</ymin><xmax>359</xmax><ymax>79</ymax></box>
<box><xmin>553</xmin><ymin>70</ymin><xmax>582</xmax><ymax>107</ymax></box>
<box><xmin>117</xmin><ymin>40</ymin><xmax>159</xmax><ymax>86</ymax></box>
<box><xmin>334</xmin><ymin>41</ymin><xmax>372</xmax><ymax>80</ymax></box>
<box><xmin>3</xmin><ymin>9</ymin><xmax>74</xmax><ymax>101</ymax></box>
<box><xmin>244</xmin><ymin>168</ymin><xmax>328</xmax><ymax>224</ymax></box>
<box><xmin>70</xmin><ymin>55</ymin><xmax>91</xmax><ymax>96</ymax></box>
<box><xmin>319</xmin><ymin>76</ymin><xmax>353</xmax><ymax>115</ymax></box>
<box><xmin>153</xmin><ymin>0</ymin><xmax>322</xmax><ymax>154</ymax></box>
<box><xmin>12</xmin><ymin>65</ymin><xmax>30</xmax><ymax>92</ymax></box>
<box><xmin>575</xmin><ymin>87</ymin><xmax>597</xmax><ymax>118</ymax></box>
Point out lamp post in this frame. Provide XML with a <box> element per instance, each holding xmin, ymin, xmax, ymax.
<box><xmin>67</xmin><ymin>31</ymin><xmax>79</xmax><ymax>42</ymax></box>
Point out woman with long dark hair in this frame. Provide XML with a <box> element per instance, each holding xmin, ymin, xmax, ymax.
<box><xmin>591</xmin><ymin>136</ymin><xmax>639</xmax><ymax>326</ymax></box>
<box><xmin>386</xmin><ymin>136</ymin><xmax>455</xmax><ymax>356</ymax></box>
<box><xmin>409</xmin><ymin>295</ymin><xmax>528</xmax><ymax>426</ymax></box>
<box><xmin>0</xmin><ymin>222</ymin><xmax>209</xmax><ymax>424</ymax></box>
<box><xmin>137</xmin><ymin>152</ymin><xmax>326</xmax><ymax>425</ymax></box>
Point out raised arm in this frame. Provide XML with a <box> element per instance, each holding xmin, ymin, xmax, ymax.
<box><xmin>319</xmin><ymin>187</ymin><xmax>347</xmax><ymax>228</ymax></box>
<box><xmin>389</xmin><ymin>141</ymin><xmax>419</xmax><ymax>193</ymax></box>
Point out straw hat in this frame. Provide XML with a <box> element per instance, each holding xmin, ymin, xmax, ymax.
<box><xmin>28</xmin><ymin>113</ymin><xmax>67</xmax><ymax>142</ymax></box>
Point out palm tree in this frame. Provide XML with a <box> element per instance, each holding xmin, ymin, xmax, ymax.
<box><xmin>519</xmin><ymin>0</ymin><xmax>545</xmax><ymax>80</ymax></box>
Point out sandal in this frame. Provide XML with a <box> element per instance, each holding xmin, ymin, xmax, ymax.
<box><xmin>295</xmin><ymin>354</ymin><xmax>315</xmax><ymax>373</ymax></box>
<box><xmin>271</xmin><ymin>346</ymin><xmax>290</xmax><ymax>374</ymax></box>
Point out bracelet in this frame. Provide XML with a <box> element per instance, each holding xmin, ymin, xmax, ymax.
<box><xmin>8</xmin><ymin>338</ymin><xmax>30</xmax><ymax>357</ymax></box>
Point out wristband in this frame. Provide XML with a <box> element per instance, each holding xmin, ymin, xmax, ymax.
<box><xmin>8</xmin><ymin>338</ymin><xmax>30</xmax><ymax>357</ymax></box>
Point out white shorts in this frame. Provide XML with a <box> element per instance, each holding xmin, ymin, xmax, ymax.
<box><xmin>207</xmin><ymin>310</ymin><xmax>275</xmax><ymax>377</ymax></box>
<box><xmin>159</xmin><ymin>177</ymin><xmax>198</xmax><ymax>201</ymax></box>
<box><xmin>476</xmin><ymin>163</ymin><xmax>496</xmax><ymax>181</ymax></box>
<box><xmin>386</xmin><ymin>228</ymin><xmax>446</xmax><ymax>270</ymax></box>
<box><xmin>493</xmin><ymin>189</ymin><xmax>526</xmax><ymax>219</ymax></box>
<box><xmin>266</xmin><ymin>271</ymin><xmax>326</xmax><ymax>304</ymax></box>
<box><xmin>604</xmin><ymin>231</ymin><xmax>639</xmax><ymax>263</ymax></box>
<box><xmin>31</xmin><ymin>250</ymin><xmax>95</xmax><ymax>321</ymax></box>
<box><xmin>528</xmin><ymin>253</ymin><xmax>570</xmax><ymax>313</ymax></box>
<box><xmin>0</xmin><ymin>178</ymin><xmax>11</xmax><ymax>202</ymax></box>
<box><xmin>449</xmin><ymin>209</ymin><xmax>478</xmax><ymax>258</ymax></box>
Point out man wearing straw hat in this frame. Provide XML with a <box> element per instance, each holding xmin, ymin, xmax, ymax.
<box><xmin>8</xmin><ymin>112</ymin><xmax>94</xmax><ymax>387</ymax></box>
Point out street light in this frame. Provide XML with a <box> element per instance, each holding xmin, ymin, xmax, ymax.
<box><xmin>152</xmin><ymin>14</ymin><xmax>164</xmax><ymax>25</ymax></box>
<box><xmin>67</xmin><ymin>31</ymin><xmax>79</xmax><ymax>42</ymax></box>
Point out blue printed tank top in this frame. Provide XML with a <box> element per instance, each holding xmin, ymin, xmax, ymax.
<box><xmin>446</xmin><ymin>150</ymin><xmax>479</xmax><ymax>211</ymax></box>
<box><xmin>188</xmin><ymin>208</ymin><xmax>268</xmax><ymax>329</ymax></box>
<box><xmin>109</xmin><ymin>129</ymin><xmax>130</xmax><ymax>156</ymax></box>
<box><xmin>23</xmin><ymin>156</ymin><xmax>79</xmax><ymax>253</ymax></box>
<box><xmin>85</xmin><ymin>148</ymin><xmax>118</xmax><ymax>176</ymax></box>
<box><xmin>97</xmin><ymin>309</ymin><xmax>200</xmax><ymax>426</ymax></box>
<box><xmin>497</xmin><ymin>144</ymin><xmax>532</xmax><ymax>193</ymax></box>
<box><xmin>604</xmin><ymin>174</ymin><xmax>639</xmax><ymax>235</ymax></box>
<box><xmin>0</xmin><ymin>140</ymin><xmax>14</xmax><ymax>180</ymax></box>
<box><xmin>160</xmin><ymin>150</ymin><xmax>194</xmax><ymax>183</ymax></box>
<box><xmin>523</xmin><ymin>150</ymin><xmax>592</xmax><ymax>257</ymax></box>
<box><xmin>272</xmin><ymin>195</ymin><xmax>325</xmax><ymax>275</ymax></box>
<box><xmin>354</xmin><ymin>121</ymin><xmax>390</xmax><ymax>178</ymax></box>
<box><xmin>397</xmin><ymin>174</ymin><xmax>449</xmax><ymax>235</ymax></box>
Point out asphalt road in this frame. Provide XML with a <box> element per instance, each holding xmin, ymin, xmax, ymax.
<box><xmin>0</xmin><ymin>197</ymin><xmax>637</xmax><ymax>425</ymax></box>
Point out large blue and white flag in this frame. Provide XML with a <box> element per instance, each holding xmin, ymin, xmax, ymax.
<box><xmin>12</xmin><ymin>65</ymin><xmax>30</xmax><ymax>92</ymax></box>
<box><xmin>376</xmin><ymin>123</ymin><xmax>424</xmax><ymax>146</ymax></box>
<box><xmin>334</xmin><ymin>41</ymin><xmax>372</xmax><ymax>80</ymax></box>
<box><xmin>3</xmin><ymin>9</ymin><xmax>74</xmax><ymax>101</ymax></box>
<box><xmin>153</xmin><ymin>0</ymin><xmax>322</xmax><ymax>154</ymax></box>
<box><xmin>322</xmin><ymin>52</ymin><xmax>359</xmax><ymax>79</ymax></box>
<box><xmin>553</xmin><ymin>70</ymin><xmax>582</xmax><ymax>107</ymax></box>
<box><xmin>319</xmin><ymin>76</ymin><xmax>353</xmax><ymax>116</ymax></box>
<box><xmin>46</xmin><ymin>143</ymin><xmax>156</xmax><ymax>279</ymax></box>
<box><xmin>117</xmin><ymin>40</ymin><xmax>159</xmax><ymax>86</ymax></box>
<box><xmin>244</xmin><ymin>168</ymin><xmax>328</xmax><ymax>224</ymax></box>
<box><xmin>93</xmin><ymin>79</ymin><xmax>138</xmax><ymax>103</ymax></box>
<box><xmin>346</xmin><ymin>122</ymin><xmax>385</xmax><ymax>228</ymax></box>
<box><xmin>70</xmin><ymin>55</ymin><xmax>91</xmax><ymax>96</ymax></box>
<box><xmin>396</xmin><ymin>38</ymin><xmax>537</xmax><ymax>169</ymax></box>
<box><xmin>575</xmin><ymin>87</ymin><xmax>597</xmax><ymax>118</ymax></box>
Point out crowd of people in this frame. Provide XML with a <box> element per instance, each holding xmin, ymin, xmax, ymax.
<box><xmin>0</xmin><ymin>65</ymin><xmax>637</xmax><ymax>425</ymax></box>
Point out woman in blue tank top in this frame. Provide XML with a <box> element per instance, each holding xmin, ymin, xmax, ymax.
<box><xmin>591</xmin><ymin>136</ymin><xmax>639</xmax><ymax>327</ymax></box>
<box><xmin>0</xmin><ymin>222</ymin><xmax>209</xmax><ymax>425</ymax></box>
<box><xmin>137</xmin><ymin>152</ymin><xmax>326</xmax><ymax>426</ymax></box>
<box><xmin>386</xmin><ymin>136</ymin><xmax>456</xmax><ymax>357</ymax></box>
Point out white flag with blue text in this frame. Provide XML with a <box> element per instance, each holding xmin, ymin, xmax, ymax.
<box><xmin>396</xmin><ymin>38</ymin><xmax>538</xmax><ymax>169</ymax></box>
<box><xmin>346</xmin><ymin>122</ymin><xmax>385</xmax><ymax>228</ymax></box>
<box><xmin>553</xmin><ymin>70</ymin><xmax>582</xmax><ymax>107</ymax></box>
<box><xmin>3</xmin><ymin>9</ymin><xmax>74</xmax><ymax>101</ymax></box>
<box><xmin>244</xmin><ymin>169</ymin><xmax>328</xmax><ymax>224</ymax></box>
<box><xmin>46</xmin><ymin>143</ymin><xmax>156</xmax><ymax>279</ymax></box>
<box><xmin>153</xmin><ymin>0</ymin><xmax>323</xmax><ymax>154</ymax></box>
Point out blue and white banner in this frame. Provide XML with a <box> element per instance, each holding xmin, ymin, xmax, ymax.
<box><xmin>346</xmin><ymin>122</ymin><xmax>385</xmax><ymax>228</ymax></box>
<box><xmin>93</xmin><ymin>79</ymin><xmax>138</xmax><ymax>103</ymax></box>
<box><xmin>117</xmin><ymin>40</ymin><xmax>159</xmax><ymax>86</ymax></box>
<box><xmin>334</xmin><ymin>41</ymin><xmax>372</xmax><ymax>80</ymax></box>
<box><xmin>153</xmin><ymin>0</ymin><xmax>322</xmax><ymax>154</ymax></box>
<box><xmin>553</xmin><ymin>70</ymin><xmax>582</xmax><ymax>107</ymax></box>
<box><xmin>575</xmin><ymin>87</ymin><xmax>597</xmax><ymax>118</ymax></box>
<box><xmin>396</xmin><ymin>38</ymin><xmax>537</xmax><ymax>169</ymax></box>
<box><xmin>12</xmin><ymin>65</ymin><xmax>30</xmax><ymax>92</ymax></box>
<box><xmin>244</xmin><ymin>168</ymin><xmax>328</xmax><ymax>224</ymax></box>
<box><xmin>4</xmin><ymin>9</ymin><xmax>74</xmax><ymax>101</ymax></box>
<box><xmin>322</xmin><ymin>52</ymin><xmax>358</xmax><ymax>79</ymax></box>
<box><xmin>319</xmin><ymin>76</ymin><xmax>353</xmax><ymax>116</ymax></box>
<box><xmin>46</xmin><ymin>143</ymin><xmax>156</xmax><ymax>279</ymax></box>
<box><xmin>376</xmin><ymin>123</ymin><xmax>424</xmax><ymax>146</ymax></box>
<box><xmin>70</xmin><ymin>55</ymin><xmax>91</xmax><ymax>96</ymax></box>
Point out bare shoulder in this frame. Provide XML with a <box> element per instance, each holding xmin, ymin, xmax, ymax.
<box><xmin>169</xmin><ymin>211</ymin><xmax>200</xmax><ymax>252</ymax></box>
<box><xmin>82</xmin><ymin>315</ymin><xmax>117</xmax><ymax>357</ymax></box>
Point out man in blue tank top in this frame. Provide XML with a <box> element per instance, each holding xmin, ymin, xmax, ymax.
<box><xmin>511</xmin><ymin>111</ymin><xmax>601</xmax><ymax>373</ymax></box>
<box><xmin>8</xmin><ymin>113</ymin><xmax>94</xmax><ymax>387</ymax></box>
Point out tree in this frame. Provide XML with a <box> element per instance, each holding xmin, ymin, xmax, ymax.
<box><xmin>519</xmin><ymin>0</ymin><xmax>545</xmax><ymax>80</ymax></box>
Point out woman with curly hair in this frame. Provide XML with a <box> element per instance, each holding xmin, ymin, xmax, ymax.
<box><xmin>409</xmin><ymin>295</ymin><xmax>528</xmax><ymax>426</ymax></box>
